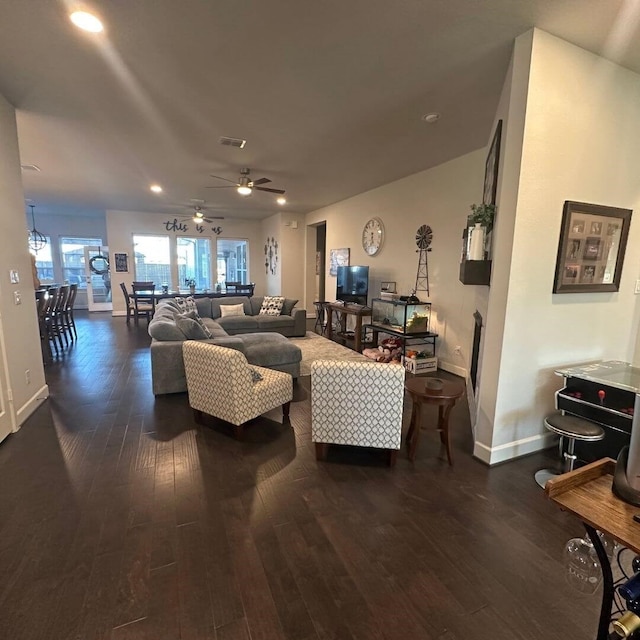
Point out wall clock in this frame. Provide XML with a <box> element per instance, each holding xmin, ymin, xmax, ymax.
<box><xmin>362</xmin><ymin>217</ymin><xmax>385</xmax><ymax>256</ymax></box>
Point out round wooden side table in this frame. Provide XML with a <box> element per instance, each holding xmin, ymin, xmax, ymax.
<box><xmin>405</xmin><ymin>377</ymin><xmax>465</xmax><ymax>464</ymax></box>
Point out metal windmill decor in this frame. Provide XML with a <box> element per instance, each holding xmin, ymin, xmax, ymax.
<box><xmin>27</xmin><ymin>205</ymin><xmax>47</xmax><ymax>252</ymax></box>
<box><xmin>413</xmin><ymin>224</ymin><xmax>433</xmax><ymax>296</ymax></box>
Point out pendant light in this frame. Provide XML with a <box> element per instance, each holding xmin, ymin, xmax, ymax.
<box><xmin>27</xmin><ymin>205</ymin><xmax>47</xmax><ymax>252</ymax></box>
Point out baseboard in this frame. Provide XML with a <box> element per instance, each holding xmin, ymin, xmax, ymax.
<box><xmin>438</xmin><ymin>360</ymin><xmax>467</xmax><ymax>378</ymax></box>
<box><xmin>473</xmin><ymin>432</ymin><xmax>557</xmax><ymax>466</ymax></box>
<box><xmin>15</xmin><ymin>384</ymin><xmax>49</xmax><ymax>430</ymax></box>
<box><xmin>112</xmin><ymin>310</ymin><xmax>127</xmax><ymax>317</ymax></box>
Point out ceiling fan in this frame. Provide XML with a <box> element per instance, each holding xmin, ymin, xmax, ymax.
<box><xmin>206</xmin><ymin>167</ymin><xmax>285</xmax><ymax>196</ymax></box>
<box><xmin>178</xmin><ymin>203</ymin><xmax>224</xmax><ymax>225</ymax></box>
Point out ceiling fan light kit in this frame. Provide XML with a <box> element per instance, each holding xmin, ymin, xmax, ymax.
<box><xmin>207</xmin><ymin>167</ymin><xmax>285</xmax><ymax>199</ymax></box>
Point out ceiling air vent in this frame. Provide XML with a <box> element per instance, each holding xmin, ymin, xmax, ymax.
<box><xmin>218</xmin><ymin>136</ymin><xmax>246</xmax><ymax>149</ymax></box>
<box><xmin>21</xmin><ymin>164</ymin><xmax>41</xmax><ymax>172</ymax></box>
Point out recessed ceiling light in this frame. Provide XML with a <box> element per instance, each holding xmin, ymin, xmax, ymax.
<box><xmin>276</xmin><ymin>197</ymin><xmax>287</xmax><ymax>205</ymax></box>
<box><xmin>150</xmin><ymin>184</ymin><xmax>163</xmax><ymax>193</ymax></box>
<box><xmin>70</xmin><ymin>11</ymin><xmax>104</xmax><ymax>33</ymax></box>
<box><xmin>422</xmin><ymin>112</ymin><xmax>440</xmax><ymax>123</ymax></box>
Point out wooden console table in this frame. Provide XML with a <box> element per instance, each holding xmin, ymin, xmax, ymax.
<box><xmin>546</xmin><ymin>459</ymin><xmax>640</xmax><ymax>639</ymax></box>
<box><xmin>325</xmin><ymin>303</ymin><xmax>372</xmax><ymax>353</ymax></box>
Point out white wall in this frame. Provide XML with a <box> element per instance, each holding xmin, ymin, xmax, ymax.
<box><xmin>0</xmin><ymin>93</ymin><xmax>48</xmax><ymax>434</ymax></box>
<box><xmin>305</xmin><ymin>149</ymin><xmax>485</xmax><ymax>376</ymax></box>
<box><xmin>106</xmin><ymin>210</ymin><xmax>266</xmax><ymax>315</ymax></box>
<box><xmin>475</xmin><ymin>29</ymin><xmax>640</xmax><ymax>464</ymax></box>
<box><xmin>278</xmin><ymin>212</ymin><xmax>306</xmax><ymax>305</ymax></box>
<box><xmin>262</xmin><ymin>213</ymin><xmax>281</xmax><ymax>297</ymax></box>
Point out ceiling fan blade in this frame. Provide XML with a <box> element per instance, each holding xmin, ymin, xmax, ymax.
<box><xmin>209</xmin><ymin>174</ymin><xmax>239</xmax><ymax>185</ymax></box>
<box><xmin>252</xmin><ymin>177</ymin><xmax>271</xmax><ymax>186</ymax></box>
<box><xmin>255</xmin><ymin>186</ymin><xmax>286</xmax><ymax>194</ymax></box>
<box><xmin>205</xmin><ymin>216</ymin><xmax>225</xmax><ymax>221</ymax></box>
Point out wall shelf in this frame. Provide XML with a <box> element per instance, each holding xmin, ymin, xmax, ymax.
<box><xmin>459</xmin><ymin>259</ymin><xmax>491</xmax><ymax>286</ymax></box>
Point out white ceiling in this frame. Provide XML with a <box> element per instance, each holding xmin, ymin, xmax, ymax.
<box><xmin>1</xmin><ymin>0</ymin><xmax>639</xmax><ymax>220</ymax></box>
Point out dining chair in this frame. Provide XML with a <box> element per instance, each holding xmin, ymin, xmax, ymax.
<box><xmin>120</xmin><ymin>282</ymin><xmax>135</xmax><ymax>324</ymax></box>
<box><xmin>62</xmin><ymin>283</ymin><xmax>78</xmax><ymax>340</ymax></box>
<box><xmin>131</xmin><ymin>281</ymin><xmax>156</xmax><ymax>325</ymax></box>
<box><xmin>236</xmin><ymin>282</ymin><xmax>255</xmax><ymax>296</ymax></box>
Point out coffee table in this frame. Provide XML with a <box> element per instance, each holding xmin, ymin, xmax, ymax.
<box><xmin>405</xmin><ymin>377</ymin><xmax>465</xmax><ymax>464</ymax></box>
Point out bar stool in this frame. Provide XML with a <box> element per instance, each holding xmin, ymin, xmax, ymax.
<box><xmin>535</xmin><ymin>413</ymin><xmax>605</xmax><ymax>488</ymax></box>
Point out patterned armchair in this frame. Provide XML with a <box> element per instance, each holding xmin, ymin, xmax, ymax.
<box><xmin>182</xmin><ymin>341</ymin><xmax>293</xmax><ymax>439</ymax></box>
<box><xmin>311</xmin><ymin>360</ymin><xmax>406</xmax><ymax>466</ymax></box>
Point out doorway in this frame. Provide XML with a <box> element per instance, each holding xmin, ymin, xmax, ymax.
<box><xmin>84</xmin><ymin>246</ymin><xmax>113</xmax><ymax>312</ymax></box>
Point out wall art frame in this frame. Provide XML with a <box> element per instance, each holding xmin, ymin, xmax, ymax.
<box><xmin>483</xmin><ymin>119</ymin><xmax>502</xmax><ymax>206</ymax></box>
<box><xmin>553</xmin><ymin>200</ymin><xmax>632</xmax><ymax>294</ymax></box>
<box><xmin>114</xmin><ymin>252</ymin><xmax>129</xmax><ymax>273</ymax></box>
<box><xmin>329</xmin><ymin>248</ymin><xmax>350</xmax><ymax>276</ymax></box>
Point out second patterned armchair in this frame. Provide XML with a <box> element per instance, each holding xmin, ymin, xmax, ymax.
<box><xmin>183</xmin><ymin>341</ymin><xmax>293</xmax><ymax>439</ymax></box>
<box><xmin>310</xmin><ymin>360</ymin><xmax>406</xmax><ymax>466</ymax></box>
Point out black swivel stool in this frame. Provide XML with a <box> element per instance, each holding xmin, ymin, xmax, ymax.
<box><xmin>535</xmin><ymin>413</ymin><xmax>605</xmax><ymax>488</ymax></box>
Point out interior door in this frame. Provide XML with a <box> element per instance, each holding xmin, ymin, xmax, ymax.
<box><xmin>0</xmin><ymin>313</ymin><xmax>15</xmax><ymax>443</ymax></box>
<box><xmin>84</xmin><ymin>246</ymin><xmax>113</xmax><ymax>312</ymax></box>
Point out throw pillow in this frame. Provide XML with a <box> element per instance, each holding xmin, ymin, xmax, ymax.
<box><xmin>183</xmin><ymin>296</ymin><xmax>198</xmax><ymax>313</ymax></box>
<box><xmin>249</xmin><ymin>368</ymin><xmax>263</xmax><ymax>383</ymax></box>
<box><xmin>175</xmin><ymin>316</ymin><xmax>209</xmax><ymax>340</ymax></box>
<box><xmin>259</xmin><ymin>296</ymin><xmax>285</xmax><ymax>316</ymax></box>
<box><xmin>281</xmin><ymin>298</ymin><xmax>298</xmax><ymax>316</ymax></box>
<box><xmin>176</xmin><ymin>310</ymin><xmax>213</xmax><ymax>338</ymax></box>
<box><xmin>219</xmin><ymin>303</ymin><xmax>245</xmax><ymax>318</ymax></box>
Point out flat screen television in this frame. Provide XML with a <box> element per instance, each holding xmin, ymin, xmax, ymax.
<box><xmin>336</xmin><ymin>265</ymin><xmax>369</xmax><ymax>306</ymax></box>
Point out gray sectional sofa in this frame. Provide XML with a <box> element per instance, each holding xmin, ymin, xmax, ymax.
<box><xmin>148</xmin><ymin>296</ymin><xmax>305</xmax><ymax>395</ymax></box>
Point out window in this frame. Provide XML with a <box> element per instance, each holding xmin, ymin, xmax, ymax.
<box><xmin>60</xmin><ymin>237</ymin><xmax>103</xmax><ymax>288</ymax></box>
<box><xmin>133</xmin><ymin>235</ymin><xmax>171</xmax><ymax>287</ymax></box>
<box><xmin>217</xmin><ymin>239</ymin><xmax>248</xmax><ymax>285</ymax></box>
<box><xmin>177</xmin><ymin>237</ymin><xmax>212</xmax><ymax>290</ymax></box>
<box><xmin>29</xmin><ymin>237</ymin><xmax>54</xmax><ymax>282</ymax></box>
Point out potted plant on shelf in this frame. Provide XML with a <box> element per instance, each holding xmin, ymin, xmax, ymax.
<box><xmin>468</xmin><ymin>203</ymin><xmax>496</xmax><ymax>231</ymax></box>
<box><xmin>467</xmin><ymin>203</ymin><xmax>496</xmax><ymax>260</ymax></box>
<box><xmin>185</xmin><ymin>278</ymin><xmax>196</xmax><ymax>294</ymax></box>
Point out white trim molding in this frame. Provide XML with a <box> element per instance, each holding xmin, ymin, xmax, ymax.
<box><xmin>15</xmin><ymin>384</ymin><xmax>49</xmax><ymax>429</ymax></box>
<box><xmin>473</xmin><ymin>431</ymin><xmax>557</xmax><ymax>466</ymax></box>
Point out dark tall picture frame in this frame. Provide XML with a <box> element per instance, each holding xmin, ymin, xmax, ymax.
<box><xmin>553</xmin><ymin>201</ymin><xmax>632</xmax><ymax>294</ymax></box>
<box><xmin>483</xmin><ymin>119</ymin><xmax>502</xmax><ymax>206</ymax></box>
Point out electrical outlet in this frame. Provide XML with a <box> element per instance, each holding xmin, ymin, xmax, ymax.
<box><xmin>635</xmin><ymin>279</ymin><xmax>640</xmax><ymax>294</ymax></box>
<box><xmin>13</xmin><ymin>291</ymin><xmax>21</xmax><ymax>305</ymax></box>
<box><xmin>25</xmin><ymin>369</ymin><xmax>30</xmax><ymax>385</ymax></box>
<box><xmin>453</xmin><ymin>345</ymin><xmax>462</xmax><ymax>356</ymax></box>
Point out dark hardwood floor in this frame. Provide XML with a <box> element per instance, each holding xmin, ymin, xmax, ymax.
<box><xmin>0</xmin><ymin>312</ymin><xmax>600</xmax><ymax>639</ymax></box>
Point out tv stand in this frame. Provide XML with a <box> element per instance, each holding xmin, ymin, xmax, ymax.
<box><xmin>325</xmin><ymin>302</ymin><xmax>372</xmax><ymax>353</ymax></box>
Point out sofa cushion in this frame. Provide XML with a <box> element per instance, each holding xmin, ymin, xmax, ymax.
<box><xmin>259</xmin><ymin>296</ymin><xmax>285</xmax><ymax>316</ymax></box>
<box><xmin>250</xmin><ymin>296</ymin><xmax>264</xmax><ymax>315</ymax></box>
<box><xmin>211</xmin><ymin>296</ymin><xmax>252</xmax><ymax>319</ymax></box>
<box><xmin>176</xmin><ymin>316</ymin><xmax>210</xmax><ymax>340</ymax></box>
<box><xmin>201</xmin><ymin>318</ymin><xmax>229</xmax><ymax>338</ymax></box>
<box><xmin>148</xmin><ymin>319</ymin><xmax>186</xmax><ymax>341</ymax></box>
<box><xmin>220</xmin><ymin>303</ymin><xmax>245</xmax><ymax>318</ymax></box>
<box><xmin>195</xmin><ymin>297</ymin><xmax>213</xmax><ymax>318</ymax></box>
<box><xmin>281</xmin><ymin>298</ymin><xmax>298</xmax><ymax>316</ymax></box>
<box><xmin>217</xmin><ymin>315</ymin><xmax>259</xmax><ymax>332</ymax></box>
<box><xmin>256</xmin><ymin>315</ymin><xmax>296</xmax><ymax>330</ymax></box>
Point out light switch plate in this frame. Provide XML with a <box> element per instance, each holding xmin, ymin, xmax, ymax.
<box><xmin>635</xmin><ymin>279</ymin><xmax>640</xmax><ymax>294</ymax></box>
<box><xmin>9</xmin><ymin>270</ymin><xmax>19</xmax><ymax>284</ymax></box>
